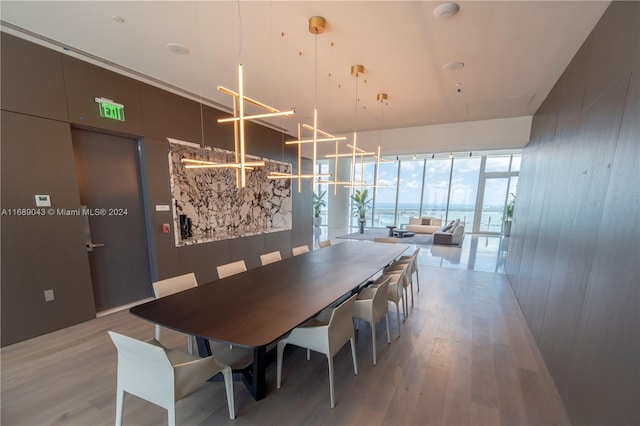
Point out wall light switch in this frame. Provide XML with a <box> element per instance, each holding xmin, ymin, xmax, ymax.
<box><xmin>44</xmin><ymin>289</ymin><xmax>55</xmax><ymax>302</ymax></box>
<box><xmin>35</xmin><ymin>194</ymin><xmax>51</xmax><ymax>207</ymax></box>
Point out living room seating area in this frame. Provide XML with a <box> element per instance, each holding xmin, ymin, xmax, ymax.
<box><xmin>404</xmin><ymin>217</ymin><xmax>465</xmax><ymax>246</ymax></box>
<box><xmin>433</xmin><ymin>219</ymin><xmax>465</xmax><ymax>246</ymax></box>
<box><xmin>405</xmin><ymin>217</ymin><xmax>443</xmax><ymax>234</ymax></box>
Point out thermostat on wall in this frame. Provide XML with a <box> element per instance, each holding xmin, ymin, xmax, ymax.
<box><xmin>35</xmin><ymin>194</ymin><xmax>51</xmax><ymax>207</ymax></box>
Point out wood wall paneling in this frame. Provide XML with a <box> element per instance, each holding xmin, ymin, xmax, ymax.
<box><xmin>562</xmin><ymin>67</ymin><xmax>639</xmax><ymax>426</ymax></box>
<box><xmin>0</xmin><ymin>33</ymin><xmax>69</xmax><ymax>121</ymax></box>
<box><xmin>202</xmin><ymin>105</ymin><xmax>235</xmax><ymax>151</ymax></box>
<box><xmin>228</xmin><ymin>234</ymin><xmax>265</xmax><ymax>271</ymax></box>
<box><xmin>139</xmin><ymin>83</ymin><xmax>205</xmax><ymax>144</ymax></box>
<box><xmin>555</xmin><ymin>36</ymin><xmax>593</xmax><ymax>134</ymax></box>
<box><xmin>291</xmin><ymin>158</ymin><xmax>314</xmax><ymax>250</ymax></box>
<box><xmin>263</xmin><ymin>230</ymin><xmax>292</xmax><ymax>260</ymax></box>
<box><xmin>583</xmin><ymin>0</ymin><xmax>640</xmax><ymax>110</ymax></box>
<box><xmin>506</xmin><ymin>2</ymin><xmax>640</xmax><ymax>424</ymax></box>
<box><xmin>540</xmin><ymin>75</ymin><xmax>629</xmax><ymax>392</ymax></box>
<box><xmin>62</xmin><ymin>56</ymin><xmax>145</xmax><ymax>136</ymax></box>
<box><xmin>140</xmin><ymin>137</ymin><xmax>179</xmax><ymax>281</ymax></box>
<box><xmin>177</xmin><ymin>240</ymin><xmax>228</xmax><ymax>284</ymax></box>
<box><xmin>528</xmin><ymin>90</ymin><xmax>559</xmax><ymax>145</ymax></box>
<box><xmin>1</xmin><ymin>34</ymin><xmax>311</xmax><ymax>345</ymax></box>
<box><xmin>0</xmin><ymin>112</ymin><xmax>95</xmax><ymax>346</ymax></box>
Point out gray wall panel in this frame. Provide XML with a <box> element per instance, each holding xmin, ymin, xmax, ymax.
<box><xmin>1</xmin><ymin>33</ymin><xmax>309</xmax><ymax>345</ymax></box>
<box><xmin>62</xmin><ymin>56</ymin><xmax>145</xmax><ymax>136</ymax></box>
<box><xmin>555</xmin><ymin>36</ymin><xmax>592</xmax><ymax>134</ymax></box>
<box><xmin>228</xmin><ymin>234</ymin><xmax>265</xmax><ymax>271</ymax></box>
<box><xmin>564</xmin><ymin>67</ymin><xmax>639</xmax><ymax>426</ymax></box>
<box><xmin>0</xmin><ymin>33</ymin><xmax>69</xmax><ymax>122</ymax></box>
<box><xmin>139</xmin><ymin>84</ymin><xmax>205</xmax><ymax>144</ymax></box>
<box><xmin>1</xmin><ymin>112</ymin><xmax>95</xmax><ymax>346</ymax></box>
<box><xmin>264</xmin><ymin>230</ymin><xmax>292</xmax><ymax>260</ymax></box>
<box><xmin>142</xmin><ymin>137</ymin><xmax>179</xmax><ymax>281</ymax></box>
<box><xmin>583</xmin><ymin>0</ymin><xmax>640</xmax><ymax>110</ymax></box>
<box><xmin>505</xmin><ymin>2</ymin><xmax>640</xmax><ymax>424</ymax></box>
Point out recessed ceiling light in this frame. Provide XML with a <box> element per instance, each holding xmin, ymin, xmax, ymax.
<box><xmin>433</xmin><ymin>3</ymin><xmax>460</xmax><ymax>18</ymax></box>
<box><xmin>111</xmin><ymin>16</ymin><xmax>125</xmax><ymax>23</ymax></box>
<box><xmin>443</xmin><ymin>61</ymin><xmax>465</xmax><ymax>71</ymax></box>
<box><xmin>166</xmin><ymin>43</ymin><xmax>190</xmax><ymax>55</ymax></box>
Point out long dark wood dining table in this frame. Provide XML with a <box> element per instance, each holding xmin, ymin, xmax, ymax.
<box><xmin>130</xmin><ymin>240</ymin><xmax>409</xmax><ymax>400</ymax></box>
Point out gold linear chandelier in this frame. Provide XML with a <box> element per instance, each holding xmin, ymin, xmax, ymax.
<box><xmin>343</xmin><ymin>93</ymin><xmax>392</xmax><ymax>189</ymax></box>
<box><xmin>268</xmin><ymin>16</ymin><xmax>342</xmax><ymax>191</ymax></box>
<box><xmin>209</xmin><ymin>64</ymin><xmax>294</xmax><ymax>188</ymax></box>
<box><xmin>179</xmin><ymin>65</ymin><xmax>293</xmax><ymax>188</ymax></box>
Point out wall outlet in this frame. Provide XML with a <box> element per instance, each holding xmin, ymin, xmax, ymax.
<box><xmin>44</xmin><ymin>289</ymin><xmax>55</xmax><ymax>302</ymax></box>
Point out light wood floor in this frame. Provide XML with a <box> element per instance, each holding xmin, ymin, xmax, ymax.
<box><xmin>1</xmin><ymin>264</ymin><xmax>571</xmax><ymax>425</ymax></box>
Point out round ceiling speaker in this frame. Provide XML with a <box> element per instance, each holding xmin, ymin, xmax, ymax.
<box><xmin>433</xmin><ymin>3</ymin><xmax>460</xmax><ymax>18</ymax></box>
<box><xmin>443</xmin><ymin>61</ymin><xmax>465</xmax><ymax>71</ymax></box>
<box><xmin>166</xmin><ymin>43</ymin><xmax>190</xmax><ymax>55</ymax></box>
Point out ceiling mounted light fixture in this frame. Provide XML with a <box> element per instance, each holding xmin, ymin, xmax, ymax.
<box><xmin>343</xmin><ymin>92</ymin><xmax>392</xmax><ymax>189</ymax></box>
<box><xmin>433</xmin><ymin>2</ymin><xmax>460</xmax><ymax>18</ymax></box>
<box><xmin>216</xmin><ymin>65</ymin><xmax>293</xmax><ymax>188</ymax></box>
<box><xmin>166</xmin><ymin>43</ymin><xmax>190</xmax><ymax>55</ymax></box>
<box><xmin>268</xmin><ymin>16</ymin><xmax>337</xmax><ymax>190</ymax></box>
<box><xmin>347</xmin><ymin>64</ymin><xmax>370</xmax><ymax>187</ymax></box>
<box><xmin>443</xmin><ymin>61</ymin><xmax>465</xmax><ymax>71</ymax></box>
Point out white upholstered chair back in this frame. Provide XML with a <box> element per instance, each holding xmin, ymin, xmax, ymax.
<box><xmin>217</xmin><ymin>260</ymin><xmax>247</xmax><ymax>279</ymax></box>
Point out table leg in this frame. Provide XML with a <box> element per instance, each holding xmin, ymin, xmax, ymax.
<box><xmin>241</xmin><ymin>345</ymin><xmax>267</xmax><ymax>400</ymax></box>
<box><xmin>196</xmin><ymin>336</ymin><xmax>212</xmax><ymax>356</ymax></box>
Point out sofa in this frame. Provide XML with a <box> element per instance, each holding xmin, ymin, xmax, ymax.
<box><xmin>405</xmin><ymin>217</ymin><xmax>443</xmax><ymax>234</ymax></box>
<box><xmin>433</xmin><ymin>219</ymin><xmax>465</xmax><ymax>246</ymax></box>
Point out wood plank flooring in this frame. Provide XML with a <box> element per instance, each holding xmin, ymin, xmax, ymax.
<box><xmin>1</xmin><ymin>264</ymin><xmax>571</xmax><ymax>425</ymax></box>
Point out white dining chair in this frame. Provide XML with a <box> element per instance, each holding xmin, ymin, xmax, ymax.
<box><xmin>318</xmin><ymin>239</ymin><xmax>332</xmax><ymax>248</ymax></box>
<box><xmin>152</xmin><ymin>273</ymin><xmax>198</xmax><ymax>354</ymax></box>
<box><xmin>292</xmin><ymin>245</ymin><xmax>309</xmax><ymax>256</ymax></box>
<box><xmin>108</xmin><ymin>331</ymin><xmax>235</xmax><ymax>426</ymax></box>
<box><xmin>353</xmin><ymin>276</ymin><xmax>391</xmax><ymax>365</ymax></box>
<box><xmin>277</xmin><ymin>294</ymin><xmax>358</xmax><ymax>408</ymax></box>
<box><xmin>216</xmin><ymin>260</ymin><xmax>247</xmax><ymax>279</ymax></box>
<box><xmin>385</xmin><ymin>260</ymin><xmax>414</xmax><ymax>308</ymax></box>
<box><xmin>260</xmin><ymin>250</ymin><xmax>282</xmax><ymax>266</ymax></box>
<box><xmin>393</xmin><ymin>247</ymin><xmax>421</xmax><ymax>292</ymax></box>
<box><xmin>371</xmin><ymin>271</ymin><xmax>406</xmax><ymax>335</ymax></box>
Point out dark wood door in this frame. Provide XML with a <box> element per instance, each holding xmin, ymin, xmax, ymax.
<box><xmin>72</xmin><ymin>129</ymin><xmax>152</xmax><ymax>312</ymax></box>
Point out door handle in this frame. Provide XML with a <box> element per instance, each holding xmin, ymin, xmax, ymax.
<box><xmin>86</xmin><ymin>242</ymin><xmax>104</xmax><ymax>251</ymax></box>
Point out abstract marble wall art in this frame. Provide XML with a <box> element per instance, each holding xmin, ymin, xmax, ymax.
<box><xmin>169</xmin><ymin>142</ymin><xmax>292</xmax><ymax>246</ymax></box>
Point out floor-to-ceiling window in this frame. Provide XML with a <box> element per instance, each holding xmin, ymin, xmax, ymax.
<box><xmin>370</xmin><ymin>161</ymin><xmax>396</xmax><ymax>228</ymax></box>
<box><xmin>421</xmin><ymin>157</ymin><xmax>452</xmax><ymax>223</ymax></box>
<box><xmin>474</xmin><ymin>154</ymin><xmax>520</xmax><ymax>233</ymax></box>
<box><xmin>346</xmin><ymin>151</ymin><xmax>520</xmax><ymax>234</ymax></box>
<box><xmin>351</xmin><ymin>161</ymin><xmax>376</xmax><ymax>228</ymax></box>
<box><xmin>448</xmin><ymin>156</ymin><xmax>481</xmax><ymax>226</ymax></box>
<box><xmin>396</xmin><ymin>159</ymin><xmax>426</xmax><ymax>228</ymax></box>
<box><xmin>314</xmin><ymin>161</ymin><xmax>330</xmax><ymax>226</ymax></box>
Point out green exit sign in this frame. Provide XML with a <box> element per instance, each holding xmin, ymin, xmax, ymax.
<box><xmin>95</xmin><ymin>97</ymin><xmax>125</xmax><ymax>121</ymax></box>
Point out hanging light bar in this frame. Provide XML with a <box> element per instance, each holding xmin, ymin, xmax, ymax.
<box><xmin>326</xmin><ymin>151</ymin><xmax>376</xmax><ymax>158</ymax></box>
<box><xmin>268</xmin><ymin>16</ymin><xmax>342</xmax><ymax>193</ymax></box>
<box><xmin>216</xmin><ymin>64</ymin><xmax>294</xmax><ymax>188</ymax></box>
<box><xmin>181</xmin><ymin>158</ymin><xmax>264</xmax><ymax>169</ymax></box>
<box><xmin>217</xmin><ymin>110</ymin><xmax>295</xmax><ymax>123</ymax></box>
<box><xmin>285</xmin><ymin>136</ymin><xmax>346</xmax><ymax>145</ymax></box>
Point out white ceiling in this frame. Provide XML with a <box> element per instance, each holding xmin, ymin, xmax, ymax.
<box><xmin>1</xmin><ymin>1</ymin><xmax>609</xmax><ymax>153</ymax></box>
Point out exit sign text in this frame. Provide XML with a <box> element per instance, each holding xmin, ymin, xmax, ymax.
<box><xmin>95</xmin><ymin>97</ymin><xmax>125</xmax><ymax>121</ymax></box>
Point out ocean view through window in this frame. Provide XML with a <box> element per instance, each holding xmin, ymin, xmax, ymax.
<box><xmin>347</xmin><ymin>152</ymin><xmax>520</xmax><ymax>234</ymax></box>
